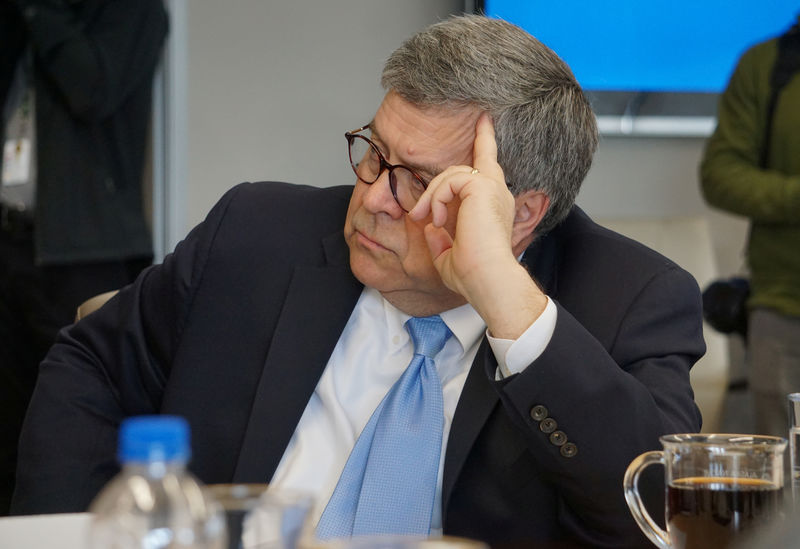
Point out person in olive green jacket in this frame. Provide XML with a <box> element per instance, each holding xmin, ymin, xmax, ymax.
<box><xmin>700</xmin><ymin>17</ymin><xmax>800</xmax><ymax>437</ymax></box>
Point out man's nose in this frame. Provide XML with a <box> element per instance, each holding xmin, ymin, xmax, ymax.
<box><xmin>361</xmin><ymin>170</ymin><xmax>404</xmax><ymax>218</ymax></box>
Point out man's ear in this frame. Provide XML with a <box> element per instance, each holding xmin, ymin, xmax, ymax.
<box><xmin>511</xmin><ymin>190</ymin><xmax>549</xmax><ymax>250</ymax></box>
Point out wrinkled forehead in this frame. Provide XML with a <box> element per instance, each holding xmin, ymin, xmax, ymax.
<box><xmin>370</xmin><ymin>91</ymin><xmax>482</xmax><ymax>173</ymax></box>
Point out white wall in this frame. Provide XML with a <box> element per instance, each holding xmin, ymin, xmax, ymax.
<box><xmin>579</xmin><ymin>135</ymin><xmax>749</xmax><ymax>274</ymax></box>
<box><xmin>184</xmin><ymin>0</ymin><xmax>463</xmax><ymax>230</ymax></box>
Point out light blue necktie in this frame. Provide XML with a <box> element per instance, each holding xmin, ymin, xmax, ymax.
<box><xmin>316</xmin><ymin>315</ymin><xmax>452</xmax><ymax>540</ymax></box>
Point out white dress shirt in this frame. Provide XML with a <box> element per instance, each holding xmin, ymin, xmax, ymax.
<box><xmin>268</xmin><ymin>286</ymin><xmax>557</xmax><ymax>534</ymax></box>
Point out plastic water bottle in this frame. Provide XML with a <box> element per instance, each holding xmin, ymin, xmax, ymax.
<box><xmin>89</xmin><ymin>415</ymin><xmax>227</xmax><ymax>549</ymax></box>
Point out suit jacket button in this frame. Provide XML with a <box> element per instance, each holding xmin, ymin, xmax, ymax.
<box><xmin>549</xmin><ymin>430</ymin><xmax>567</xmax><ymax>446</ymax></box>
<box><xmin>560</xmin><ymin>442</ymin><xmax>578</xmax><ymax>458</ymax></box>
<box><xmin>530</xmin><ymin>405</ymin><xmax>548</xmax><ymax>421</ymax></box>
<box><xmin>539</xmin><ymin>417</ymin><xmax>557</xmax><ymax>433</ymax></box>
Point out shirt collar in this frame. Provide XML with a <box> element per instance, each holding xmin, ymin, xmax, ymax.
<box><xmin>370</xmin><ymin>288</ymin><xmax>486</xmax><ymax>357</ymax></box>
<box><xmin>439</xmin><ymin>302</ymin><xmax>486</xmax><ymax>356</ymax></box>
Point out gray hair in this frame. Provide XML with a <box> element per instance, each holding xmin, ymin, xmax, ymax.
<box><xmin>381</xmin><ymin>14</ymin><xmax>598</xmax><ymax>235</ymax></box>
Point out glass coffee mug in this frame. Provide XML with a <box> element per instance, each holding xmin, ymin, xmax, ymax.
<box><xmin>624</xmin><ymin>434</ymin><xmax>787</xmax><ymax>549</ymax></box>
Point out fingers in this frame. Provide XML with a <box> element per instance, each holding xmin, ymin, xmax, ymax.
<box><xmin>408</xmin><ymin>166</ymin><xmax>476</xmax><ymax>225</ymax></box>
<box><xmin>408</xmin><ymin>111</ymin><xmax>505</xmax><ymax>225</ymax></box>
<box><xmin>472</xmin><ymin>113</ymin><xmax>504</xmax><ymax>182</ymax></box>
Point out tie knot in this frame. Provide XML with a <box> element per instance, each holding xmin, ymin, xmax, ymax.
<box><xmin>406</xmin><ymin>315</ymin><xmax>452</xmax><ymax>359</ymax></box>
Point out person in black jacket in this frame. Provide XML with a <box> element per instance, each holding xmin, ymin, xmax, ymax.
<box><xmin>0</xmin><ymin>0</ymin><xmax>168</xmax><ymax>515</ymax></box>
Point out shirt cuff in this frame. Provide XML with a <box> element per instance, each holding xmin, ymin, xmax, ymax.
<box><xmin>487</xmin><ymin>297</ymin><xmax>557</xmax><ymax>379</ymax></box>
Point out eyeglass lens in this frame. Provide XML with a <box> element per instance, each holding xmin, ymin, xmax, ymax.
<box><xmin>348</xmin><ymin>134</ymin><xmax>426</xmax><ymax>211</ymax></box>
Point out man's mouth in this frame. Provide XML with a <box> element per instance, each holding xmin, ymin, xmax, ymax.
<box><xmin>355</xmin><ymin>229</ymin><xmax>390</xmax><ymax>252</ymax></box>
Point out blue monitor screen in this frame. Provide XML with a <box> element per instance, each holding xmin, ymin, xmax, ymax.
<box><xmin>480</xmin><ymin>0</ymin><xmax>798</xmax><ymax>93</ymax></box>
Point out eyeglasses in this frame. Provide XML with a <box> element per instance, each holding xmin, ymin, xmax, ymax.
<box><xmin>345</xmin><ymin>125</ymin><xmax>429</xmax><ymax>212</ymax></box>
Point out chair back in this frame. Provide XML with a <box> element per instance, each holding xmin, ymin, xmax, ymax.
<box><xmin>75</xmin><ymin>290</ymin><xmax>119</xmax><ymax>322</ymax></box>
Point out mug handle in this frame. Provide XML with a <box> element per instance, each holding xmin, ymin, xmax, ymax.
<box><xmin>623</xmin><ymin>450</ymin><xmax>671</xmax><ymax>549</ymax></box>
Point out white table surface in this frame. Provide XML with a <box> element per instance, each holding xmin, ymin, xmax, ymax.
<box><xmin>0</xmin><ymin>512</ymin><xmax>91</xmax><ymax>549</ymax></box>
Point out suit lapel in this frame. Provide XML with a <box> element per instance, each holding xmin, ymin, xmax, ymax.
<box><xmin>442</xmin><ymin>220</ymin><xmax>563</xmax><ymax>508</ymax></box>
<box><xmin>442</xmin><ymin>338</ymin><xmax>499</xmax><ymax>509</ymax></box>
<box><xmin>232</xmin><ymin>234</ymin><xmax>362</xmax><ymax>482</ymax></box>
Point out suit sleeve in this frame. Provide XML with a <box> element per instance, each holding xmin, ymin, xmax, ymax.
<box><xmin>13</xmin><ymin>0</ymin><xmax>168</xmax><ymax>120</ymax></box>
<box><xmin>496</xmin><ymin>263</ymin><xmax>704</xmax><ymax>547</ymax></box>
<box><xmin>11</xmin><ymin>184</ymin><xmax>246</xmax><ymax>515</ymax></box>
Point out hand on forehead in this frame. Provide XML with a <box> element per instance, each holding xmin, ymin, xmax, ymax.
<box><xmin>408</xmin><ymin>110</ymin><xmax>508</xmax><ymax>228</ymax></box>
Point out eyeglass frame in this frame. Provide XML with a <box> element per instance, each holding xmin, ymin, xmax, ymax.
<box><xmin>344</xmin><ymin>125</ymin><xmax>430</xmax><ymax>212</ymax></box>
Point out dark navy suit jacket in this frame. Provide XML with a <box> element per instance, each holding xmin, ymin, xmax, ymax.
<box><xmin>12</xmin><ymin>182</ymin><xmax>705</xmax><ymax>548</ymax></box>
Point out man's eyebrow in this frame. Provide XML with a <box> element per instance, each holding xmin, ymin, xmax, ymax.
<box><xmin>369</xmin><ymin>124</ymin><xmax>442</xmax><ymax>181</ymax></box>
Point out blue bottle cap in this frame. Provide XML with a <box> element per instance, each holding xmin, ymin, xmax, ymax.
<box><xmin>119</xmin><ymin>415</ymin><xmax>191</xmax><ymax>463</ymax></box>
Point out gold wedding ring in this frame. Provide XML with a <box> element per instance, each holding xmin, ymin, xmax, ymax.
<box><xmin>470</xmin><ymin>168</ymin><xmax>480</xmax><ymax>174</ymax></box>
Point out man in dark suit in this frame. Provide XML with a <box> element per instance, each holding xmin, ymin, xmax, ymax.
<box><xmin>12</xmin><ymin>15</ymin><xmax>704</xmax><ymax>548</ymax></box>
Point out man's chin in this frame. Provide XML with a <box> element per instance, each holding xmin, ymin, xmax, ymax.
<box><xmin>350</xmin><ymin>260</ymin><xmax>466</xmax><ymax>314</ymax></box>
<box><xmin>349</xmin><ymin>261</ymin><xmax>399</xmax><ymax>293</ymax></box>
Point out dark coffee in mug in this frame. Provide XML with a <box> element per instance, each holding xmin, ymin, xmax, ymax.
<box><xmin>666</xmin><ymin>476</ymin><xmax>784</xmax><ymax>549</ymax></box>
